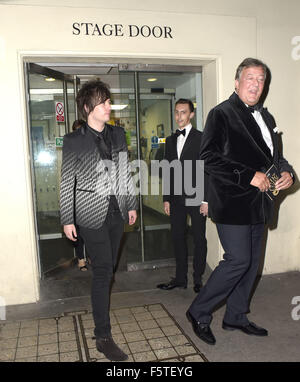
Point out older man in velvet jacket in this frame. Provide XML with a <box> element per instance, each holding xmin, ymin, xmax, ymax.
<box><xmin>186</xmin><ymin>58</ymin><xmax>294</xmax><ymax>345</ymax></box>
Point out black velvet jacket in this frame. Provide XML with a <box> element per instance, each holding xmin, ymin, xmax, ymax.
<box><xmin>200</xmin><ymin>92</ymin><xmax>293</xmax><ymax>224</ymax></box>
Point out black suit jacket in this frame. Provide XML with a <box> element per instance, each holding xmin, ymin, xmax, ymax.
<box><xmin>163</xmin><ymin>127</ymin><xmax>208</xmax><ymax>207</ymax></box>
<box><xmin>200</xmin><ymin>92</ymin><xmax>293</xmax><ymax>224</ymax></box>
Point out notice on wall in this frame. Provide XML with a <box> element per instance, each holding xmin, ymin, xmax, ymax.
<box><xmin>55</xmin><ymin>102</ymin><xmax>65</xmax><ymax>122</ymax></box>
<box><xmin>151</xmin><ymin>135</ymin><xmax>159</xmax><ymax>149</ymax></box>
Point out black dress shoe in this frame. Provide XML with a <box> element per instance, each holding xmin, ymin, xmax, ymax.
<box><xmin>193</xmin><ymin>283</ymin><xmax>202</xmax><ymax>293</ymax></box>
<box><xmin>157</xmin><ymin>279</ymin><xmax>187</xmax><ymax>290</ymax></box>
<box><xmin>222</xmin><ymin>321</ymin><xmax>268</xmax><ymax>336</ymax></box>
<box><xmin>95</xmin><ymin>336</ymin><xmax>128</xmax><ymax>361</ymax></box>
<box><xmin>186</xmin><ymin>311</ymin><xmax>216</xmax><ymax>345</ymax></box>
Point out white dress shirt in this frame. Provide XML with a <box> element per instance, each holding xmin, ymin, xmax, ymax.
<box><xmin>177</xmin><ymin>123</ymin><xmax>192</xmax><ymax>159</ymax></box>
<box><xmin>245</xmin><ymin>104</ymin><xmax>273</xmax><ymax>156</ymax></box>
<box><xmin>251</xmin><ymin>110</ymin><xmax>274</xmax><ymax>156</ymax></box>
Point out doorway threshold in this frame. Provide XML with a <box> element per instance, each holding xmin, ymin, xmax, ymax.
<box><xmin>127</xmin><ymin>258</ymin><xmax>176</xmax><ymax>271</ymax></box>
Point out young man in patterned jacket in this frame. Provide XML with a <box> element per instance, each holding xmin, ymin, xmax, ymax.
<box><xmin>60</xmin><ymin>80</ymin><xmax>137</xmax><ymax>361</ymax></box>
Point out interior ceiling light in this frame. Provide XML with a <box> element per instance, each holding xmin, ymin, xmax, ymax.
<box><xmin>147</xmin><ymin>78</ymin><xmax>157</xmax><ymax>82</ymax></box>
<box><xmin>111</xmin><ymin>104</ymin><xmax>128</xmax><ymax>110</ymax></box>
<box><xmin>45</xmin><ymin>77</ymin><xmax>56</xmax><ymax>82</ymax></box>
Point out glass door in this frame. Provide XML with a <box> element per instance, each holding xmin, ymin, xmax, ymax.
<box><xmin>113</xmin><ymin>71</ymin><xmax>142</xmax><ymax>268</ymax></box>
<box><xmin>118</xmin><ymin>66</ymin><xmax>203</xmax><ymax>268</ymax></box>
<box><xmin>138</xmin><ymin>81</ymin><xmax>174</xmax><ymax>263</ymax></box>
<box><xmin>25</xmin><ymin>63</ymin><xmax>77</xmax><ymax>277</ymax></box>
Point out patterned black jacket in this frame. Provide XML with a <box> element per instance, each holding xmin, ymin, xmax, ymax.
<box><xmin>60</xmin><ymin>123</ymin><xmax>137</xmax><ymax>229</ymax></box>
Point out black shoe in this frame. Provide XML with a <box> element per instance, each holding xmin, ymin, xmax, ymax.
<box><xmin>222</xmin><ymin>321</ymin><xmax>268</xmax><ymax>336</ymax></box>
<box><xmin>186</xmin><ymin>311</ymin><xmax>216</xmax><ymax>345</ymax></box>
<box><xmin>193</xmin><ymin>282</ymin><xmax>202</xmax><ymax>293</ymax></box>
<box><xmin>157</xmin><ymin>278</ymin><xmax>187</xmax><ymax>290</ymax></box>
<box><xmin>96</xmin><ymin>336</ymin><xmax>128</xmax><ymax>361</ymax></box>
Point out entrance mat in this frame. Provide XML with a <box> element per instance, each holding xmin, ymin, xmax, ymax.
<box><xmin>0</xmin><ymin>303</ymin><xmax>207</xmax><ymax>362</ymax></box>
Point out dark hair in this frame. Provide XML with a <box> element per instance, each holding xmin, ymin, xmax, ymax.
<box><xmin>235</xmin><ymin>58</ymin><xmax>267</xmax><ymax>80</ymax></box>
<box><xmin>72</xmin><ymin>119</ymin><xmax>85</xmax><ymax>131</ymax></box>
<box><xmin>76</xmin><ymin>80</ymin><xmax>111</xmax><ymax>120</ymax></box>
<box><xmin>175</xmin><ymin>98</ymin><xmax>194</xmax><ymax>113</ymax></box>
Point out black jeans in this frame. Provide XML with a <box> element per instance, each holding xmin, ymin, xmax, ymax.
<box><xmin>79</xmin><ymin>210</ymin><xmax>124</xmax><ymax>337</ymax></box>
<box><xmin>170</xmin><ymin>203</ymin><xmax>207</xmax><ymax>285</ymax></box>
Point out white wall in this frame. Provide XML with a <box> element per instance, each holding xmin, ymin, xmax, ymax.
<box><xmin>0</xmin><ymin>0</ymin><xmax>299</xmax><ymax>305</ymax></box>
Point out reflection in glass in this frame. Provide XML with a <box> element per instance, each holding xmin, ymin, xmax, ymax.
<box><xmin>28</xmin><ymin>71</ymin><xmax>76</xmax><ymax>275</ymax></box>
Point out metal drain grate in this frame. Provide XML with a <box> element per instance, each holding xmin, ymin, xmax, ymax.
<box><xmin>0</xmin><ymin>315</ymin><xmax>83</xmax><ymax>362</ymax></box>
<box><xmin>0</xmin><ymin>304</ymin><xmax>207</xmax><ymax>362</ymax></box>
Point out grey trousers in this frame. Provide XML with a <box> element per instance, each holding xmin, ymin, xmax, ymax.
<box><xmin>188</xmin><ymin>223</ymin><xmax>265</xmax><ymax>325</ymax></box>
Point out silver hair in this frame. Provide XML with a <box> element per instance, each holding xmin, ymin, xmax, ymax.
<box><xmin>235</xmin><ymin>58</ymin><xmax>267</xmax><ymax>81</ymax></box>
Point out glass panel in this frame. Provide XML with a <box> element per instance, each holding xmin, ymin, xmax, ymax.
<box><xmin>138</xmin><ymin>71</ymin><xmax>203</xmax><ymax>263</ymax></box>
<box><xmin>138</xmin><ymin>77</ymin><xmax>173</xmax><ymax>263</ymax></box>
<box><xmin>115</xmin><ymin>72</ymin><xmax>142</xmax><ymax>267</ymax></box>
<box><xmin>28</xmin><ymin>70</ymin><xmax>74</xmax><ymax>275</ymax></box>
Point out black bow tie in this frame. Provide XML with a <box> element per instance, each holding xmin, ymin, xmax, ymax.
<box><xmin>175</xmin><ymin>129</ymin><xmax>186</xmax><ymax>137</ymax></box>
<box><xmin>248</xmin><ymin>103</ymin><xmax>263</xmax><ymax>113</ymax></box>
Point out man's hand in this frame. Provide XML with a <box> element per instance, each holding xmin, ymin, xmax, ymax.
<box><xmin>250</xmin><ymin>171</ymin><xmax>270</xmax><ymax>192</ymax></box>
<box><xmin>164</xmin><ymin>201</ymin><xmax>170</xmax><ymax>216</ymax></box>
<box><xmin>128</xmin><ymin>210</ymin><xmax>137</xmax><ymax>225</ymax></box>
<box><xmin>63</xmin><ymin>224</ymin><xmax>77</xmax><ymax>241</ymax></box>
<box><xmin>275</xmin><ymin>171</ymin><xmax>293</xmax><ymax>190</ymax></box>
<box><xmin>200</xmin><ymin>203</ymin><xmax>208</xmax><ymax>216</ymax></box>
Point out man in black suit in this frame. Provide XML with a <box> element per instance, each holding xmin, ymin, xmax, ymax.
<box><xmin>157</xmin><ymin>99</ymin><xmax>208</xmax><ymax>293</ymax></box>
<box><xmin>186</xmin><ymin>58</ymin><xmax>294</xmax><ymax>345</ymax></box>
<box><xmin>60</xmin><ymin>80</ymin><xmax>137</xmax><ymax>361</ymax></box>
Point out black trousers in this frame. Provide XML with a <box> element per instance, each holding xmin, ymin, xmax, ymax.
<box><xmin>189</xmin><ymin>223</ymin><xmax>265</xmax><ymax>325</ymax></box>
<box><xmin>170</xmin><ymin>203</ymin><xmax>207</xmax><ymax>285</ymax></box>
<box><xmin>79</xmin><ymin>210</ymin><xmax>124</xmax><ymax>338</ymax></box>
